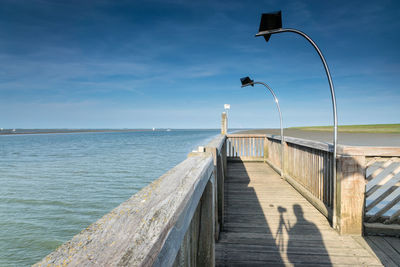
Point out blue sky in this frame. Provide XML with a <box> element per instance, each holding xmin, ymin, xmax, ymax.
<box><xmin>0</xmin><ymin>0</ymin><xmax>399</xmax><ymax>129</ymax></box>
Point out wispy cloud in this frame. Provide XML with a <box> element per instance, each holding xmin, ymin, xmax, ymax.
<box><xmin>0</xmin><ymin>0</ymin><xmax>399</xmax><ymax>128</ymax></box>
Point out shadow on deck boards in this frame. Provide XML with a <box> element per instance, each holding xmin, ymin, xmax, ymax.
<box><xmin>216</xmin><ymin>161</ymin><xmax>387</xmax><ymax>266</ymax></box>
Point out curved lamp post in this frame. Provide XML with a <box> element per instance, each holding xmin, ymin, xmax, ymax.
<box><xmin>255</xmin><ymin>11</ymin><xmax>338</xmax><ymax>227</ymax></box>
<box><xmin>240</xmin><ymin>76</ymin><xmax>284</xmax><ymax>178</ymax></box>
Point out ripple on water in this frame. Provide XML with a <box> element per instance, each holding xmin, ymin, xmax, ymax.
<box><xmin>0</xmin><ymin>130</ymin><xmax>219</xmax><ymax>266</ymax></box>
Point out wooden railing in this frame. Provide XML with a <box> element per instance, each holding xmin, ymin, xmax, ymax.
<box><xmin>226</xmin><ymin>133</ymin><xmax>400</xmax><ymax>236</ymax></box>
<box><xmin>205</xmin><ymin>135</ymin><xmax>227</xmax><ymax>238</ymax></box>
<box><xmin>337</xmin><ymin>146</ymin><xmax>400</xmax><ymax>236</ymax></box>
<box><xmin>282</xmin><ymin>137</ymin><xmax>334</xmax><ymax>216</ymax></box>
<box><xmin>35</xmin><ymin>135</ymin><xmax>227</xmax><ymax>266</ymax></box>
<box><xmin>226</xmin><ymin>134</ymin><xmax>266</xmax><ymax>160</ymax></box>
<box><xmin>266</xmin><ymin>137</ymin><xmax>282</xmax><ymax>169</ymax></box>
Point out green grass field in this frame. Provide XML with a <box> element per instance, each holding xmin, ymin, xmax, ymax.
<box><xmin>290</xmin><ymin>124</ymin><xmax>400</xmax><ymax>133</ymax></box>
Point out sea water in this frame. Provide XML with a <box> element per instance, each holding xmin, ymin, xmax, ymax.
<box><xmin>0</xmin><ymin>129</ymin><xmax>218</xmax><ymax>266</ymax></box>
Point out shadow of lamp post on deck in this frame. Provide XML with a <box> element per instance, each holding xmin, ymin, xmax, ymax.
<box><xmin>240</xmin><ymin>76</ymin><xmax>284</xmax><ymax>178</ymax></box>
<box><xmin>255</xmin><ymin>11</ymin><xmax>338</xmax><ymax>228</ymax></box>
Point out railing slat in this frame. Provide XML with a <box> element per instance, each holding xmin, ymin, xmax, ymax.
<box><xmin>366</xmin><ymin>181</ymin><xmax>400</xmax><ymax>213</ymax></box>
<box><xmin>367</xmin><ymin>194</ymin><xmax>400</xmax><ymax>223</ymax></box>
<box><xmin>366</xmin><ymin>160</ymin><xmax>393</xmax><ymax>181</ymax></box>
<box><xmin>366</xmin><ymin>164</ymin><xmax>400</xmax><ymax>197</ymax></box>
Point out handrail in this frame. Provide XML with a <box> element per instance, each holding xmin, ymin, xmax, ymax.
<box><xmin>205</xmin><ymin>134</ymin><xmax>226</xmax><ymax>151</ymax></box>
<box><xmin>35</xmin><ymin>134</ymin><xmax>229</xmax><ymax>266</ymax></box>
<box><xmin>227</xmin><ymin>134</ymin><xmax>267</xmax><ymax>138</ymax></box>
<box><xmin>34</xmin><ymin>154</ymin><xmax>214</xmax><ymax>266</ymax></box>
<box><xmin>229</xmin><ymin>133</ymin><xmax>400</xmax><ymax>156</ymax></box>
<box><xmin>228</xmin><ymin>134</ymin><xmax>332</xmax><ymax>152</ymax></box>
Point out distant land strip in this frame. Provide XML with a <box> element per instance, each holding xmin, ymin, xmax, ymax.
<box><xmin>290</xmin><ymin>124</ymin><xmax>400</xmax><ymax>133</ymax></box>
<box><xmin>0</xmin><ymin>129</ymin><xmax>155</xmax><ymax>135</ymax></box>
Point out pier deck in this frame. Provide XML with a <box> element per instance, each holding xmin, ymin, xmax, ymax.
<box><xmin>216</xmin><ymin>161</ymin><xmax>399</xmax><ymax>266</ymax></box>
<box><xmin>35</xmin><ymin>132</ymin><xmax>400</xmax><ymax>267</ymax></box>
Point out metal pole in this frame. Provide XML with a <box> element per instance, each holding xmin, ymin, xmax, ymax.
<box><xmin>252</xmin><ymin>81</ymin><xmax>284</xmax><ymax>178</ymax></box>
<box><xmin>257</xmin><ymin>28</ymin><xmax>338</xmax><ymax>228</ymax></box>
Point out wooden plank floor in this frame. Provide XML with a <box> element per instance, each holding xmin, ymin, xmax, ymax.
<box><xmin>216</xmin><ymin>161</ymin><xmax>393</xmax><ymax>266</ymax></box>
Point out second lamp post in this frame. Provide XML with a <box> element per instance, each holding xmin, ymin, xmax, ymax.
<box><xmin>240</xmin><ymin>76</ymin><xmax>284</xmax><ymax>178</ymax></box>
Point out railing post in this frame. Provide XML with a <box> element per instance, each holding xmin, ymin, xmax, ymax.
<box><xmin>222</xmin><ymin>138</ymin><xmax>227</xmax><ymax>178</ymax></box>
<box><xmin>218</xmin><ymin>147</ymin><xmax>225</xmax><ymax>232</ymax></box>
<box><xmin>196</xmin><ymin>177</ymin><xmax>215</xmax><ymax>266</ymax></box>
<box><xmin>336</xmin><ymin>154</ymin><xmax>366</xmax><ymax>235</ymax></box>
<box><xmin>263</xmin><ymin>137</ymin><xmax>268</xmax><ymax>162</ymax></box>
<box><xmin>283</xmin><ymin>141</ymin><xmax>289</xmax><ymax>180</ymax></box>
<box><xmin>205</xmin><ymin>146</ymin><xmax>222</xmax><ymax>240</ymax></box>
<box><xmin>221</xmin><ymin>112</ymin><xmax>227</xmax><ymax>135</ymax></box>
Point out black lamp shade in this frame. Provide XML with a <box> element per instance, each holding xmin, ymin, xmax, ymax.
<box><xmin>240</xmin><ymin>77</ymin><xmax>254</xmax><ymax>87</ymax></box>
<box><xmin>258</xmin><ymin>11</ymin><xmax>282</xmax><ymax>42</ymax></box>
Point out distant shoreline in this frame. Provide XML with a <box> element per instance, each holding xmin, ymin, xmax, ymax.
<box><xmin>0</xmin><ymin>128</ymin><xmax>220</xmax><ymax>136</ymax></box>
<box><xmin>237</xmin><ymin>124</ymin><xmax>400</xmax><ymax>134</ymax></box>
<box><xmin>290</xmin><ymin>124</ymin><xmax>400</xmax><ymax>134</ymax></box>
<box><xmin>0</xmin><ymin>129</ymin><xmax>153</xmax><ymax>135</ymax></box>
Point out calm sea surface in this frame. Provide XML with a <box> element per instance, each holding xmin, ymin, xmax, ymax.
<box><xmin>0</xmin><ymin>129</ymin><xmax>218</xmax><ymax>266</ymax></box>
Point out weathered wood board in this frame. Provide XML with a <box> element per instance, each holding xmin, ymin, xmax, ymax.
<box><xmin>216</xmin><ymin>161</ymin><xmax>385</xmax><ymax>266</ymax></box>
<box><xmin>34</xmin><ymin>154</ymin><xmax>214</xmax><ymax>267</ymax></box>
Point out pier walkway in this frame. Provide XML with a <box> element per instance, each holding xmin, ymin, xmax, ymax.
<box><xmin>35</xmin><ymin>131</ymin><xmax>400</xmax><ymax>267</ymax></box>
<box><xmin>216</xmin><ymin>161</ymin><xmax>395</xmax><ymax>266</ymax></box>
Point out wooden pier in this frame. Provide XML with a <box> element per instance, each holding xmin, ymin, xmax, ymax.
<box><xmin>35</xmin><ymin>121</ymin><xmax>400</xmax><ymax>266</ymax></box>
<box><xmin>216</xmin><ymin>161</ymin><xmax>389</xmax><ymax>266</ymax></box>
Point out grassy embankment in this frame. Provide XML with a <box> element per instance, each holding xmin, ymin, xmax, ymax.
<box><xmin>290</xmin><ymin>124</ymin><xmax>400</xmax><ymax>133</ymax></box>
